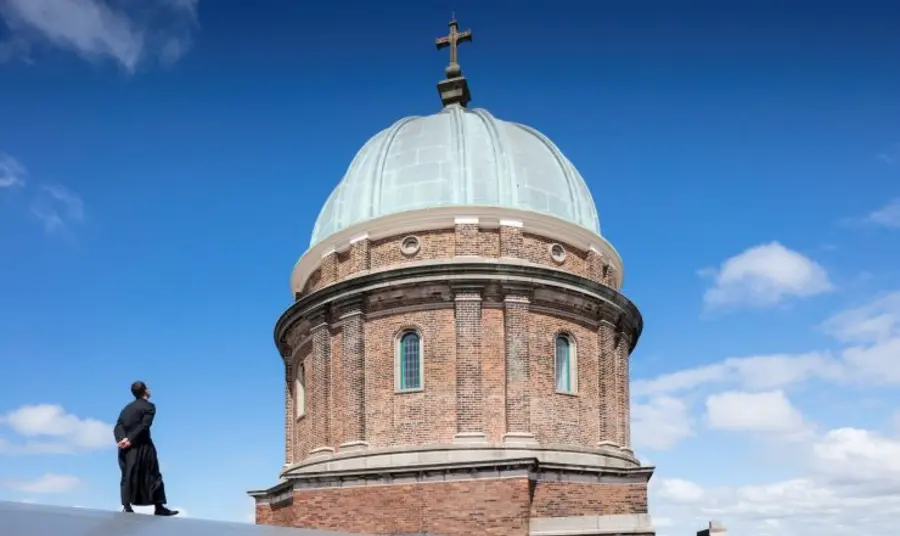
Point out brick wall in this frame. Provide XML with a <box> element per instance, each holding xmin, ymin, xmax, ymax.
<box><xmin>285</xmin><ymin>305</ymin><xmax>631</xmax><ymax>458</ymax></box>
<box><xmin>257</xmin><ymin>479</ymin><xmax>649</xmax><ymax>535</ymax></box>
<box><xmin>298</xmin><ymin>225</ymin><xmax>618</xmax><ymax>296</ymax></box>
<box><xmin>529</xmin><ymin>311</ymin><xmax>601</xmax><ymax>447</ymax></box>
<box><xmin>530</xmin><ymin>482</ymin><xmax>649</xmax><ymax>517</ymax></box>
<box><xmin>259</xmin><ymin>478</ymin><xmax>532</xmax><ymax>535</ymax></box>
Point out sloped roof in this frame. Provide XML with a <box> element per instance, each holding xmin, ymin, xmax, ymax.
<box><xmin>0</xmin><ymin>500</ymin><xmax>365</xmax><ymax>536</ymax></box>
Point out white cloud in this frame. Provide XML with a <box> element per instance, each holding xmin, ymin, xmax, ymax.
<box><xmin>631</xmin><ymin>396</ymin><xmax>693</xmax><ymax>451</ymax></box>
<box><xmin>865</xmin><ymin>199</ymin><xmax>900</xmax><ymax>229</ymax></box>
<box><xmin>633</xmin><ymin>352</ymin><xmax>838</xmax><ymax>398</ymax></box>
<box><xmin>823</xmin><ymin>292</ymin><xmax>900</xmax><ymax>343</ymax></box>
<box><xmin>30</xmin><ymin>184</ymin><xmax>84</xmax><ymax>232</ymax></box>
<box><xmin>656</xmin><ymin>478</ymin><xmax>706</xmax><ymax>504</ymax></box>
<box><xmin>0</xmin><ymin>153</ymin><xmax>27</xmax><ymax>188</ymax></box>
<box><xmin>0</xmin><ymin>404</ymin><xmax>112</xmax><ymax>453</ymax></box>
<box><xmin>1</xmin><ymin>473</ymin><xmax>81</xmax><ymax>494</ymax></box>
<box><xmin>705</xmin><ymin>390</ymin><xmax>804</xmax><ymax>432</ymax></box>
<box><xmin>0</xmin><ymin>0</ymin><xmax>200</xmax><ymax>71</ymax></box>
<box><xmin>652</xmin><ymin>426</ymin><xmax>900</xmax><ymax>536</ymax></box>
<box><xmin>701</xmin><ymin>242</ymin><xmax>832</xmax><ymax>309</ymax></box>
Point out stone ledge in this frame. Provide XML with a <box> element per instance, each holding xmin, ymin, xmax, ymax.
<box><xmin>530</xmin><ymin>513</ymin><xmax>655</xmax><ymax>536</ymax></box>
<box><xmin>250</xmin><ymin>449</ymin><xmax>653</xmax><ymax>499</ymax></box>
<box><xmin>281</xmin><ymin>443</ymin><xmax>641</xmax><ymax>477</ymax></box>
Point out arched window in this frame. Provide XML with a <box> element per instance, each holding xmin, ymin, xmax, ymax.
<box><xmin>396</xmin><ymin>331</ymin><xmax>423</xmax><ymax>391</ymax></box>
<box><xmin>555</xmin><ymin>334</ymin><xmax>577</xmax><ymax>394</ymax></box>
<box><xmin>294</xmin><ymin>362</ymin><xmax>306</xmax><ymax>418</ymax></box>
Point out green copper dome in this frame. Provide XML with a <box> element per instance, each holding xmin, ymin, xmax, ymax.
<box><xmin>310</xmin><ymin>105</ymin><xmax>601</xmax><ymax>246</ymax></box>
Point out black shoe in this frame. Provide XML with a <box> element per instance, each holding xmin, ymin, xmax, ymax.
<box><xmin>122</xmin><ymin>506</ymin><xmax>134</xmax><ymax>513</ymax></box>
<box><xmin>154</xmin><ymin>506</ymin><xmax>178</xmax><ymax>516</ymax></box>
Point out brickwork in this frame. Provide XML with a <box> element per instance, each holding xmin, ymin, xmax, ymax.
<box><xmin>504</xmin><ymin>293</ymin><xmax>531</xmax><ymax>435</ymax></box>
<box><xmin>298</xmin><ymin>225</ymin><xmax>620</xmax><ymax>297</ymax></box>
<box><xmin>530</xmin><ymin>482</ymin><xmax>649</xmax><ymax>517</ymax></box>
<box><xmin>268</xmin><ymin>222</ymin><xmax>646</xmax><ymax>535</ymax></box>
<box><xmin>283</xmin><ymin>304</ymin><xmax>635</xmax><ymax>456</ymax></box>
<box><xmin>598</xmin><ymin>322</ymin><xmax>618</xmax><ymax>445</ymax></box>
<box><xmin>454</xmin><ymin>223</ymin><xmax>480</xmax><ymax>256</ymax></box>
<box><xmin>482</xmin><ymin>306</ymin><xmax>506</xmax><ymax>443</ymax></box>
<box><xmin>369</xmin><ymin>229</ymin><xmax>455</xmax><ymax>270</ymax></box>
<box><xmin>340</xmin><ymin>303</ymin><xmax>366</xmax><ymax>445</ymax></box>
<box><xmin>348</xmin><ymin>239</ymin><xmax>370</xmax><ymax>275</ymax></box>
<box><xmin>363</xmin><ymin>309</ymin><xmax>457</xmax><ymax>447</ymax></box>
<box><xmin>259</xmin><ymin>478</ymin><xmax>533</xmax><ymax>535</ymax></box>
<box><xmin>292</xmin><ymin>342</ymin><xmax>312</xmax><ymax>461</ymax></box>
<box><xmin>455</xmin><ymin>289</ymin><xmax>484</xmax><ymax>435</ymax></box>
<box><xmin>523</xmin><ymin>232</ymin><xmax>591</xmax><ymax>280</ymax></box>
<box><xmin>256</xmin><ymin>479</ymin><xmax>648</xmax><ymax>535</ymax></box>
<box><xmin>500</xmin><ymin>224</ymin><xmax>524</xmax><ymax>258</ymax></box>
<box><xmin>309</xmin><ymin>312</ymin><xmax>331</xmax><ymax>451</ymax></box>
<box><xmin>529</xmin><ymin>311</ymin><xmax>601</xmax><ymax>447</ymax></box>
<box><xmin>284</xmin><ymin>361</ymin><xmax>293</xmax><ymax>465</ymax></box>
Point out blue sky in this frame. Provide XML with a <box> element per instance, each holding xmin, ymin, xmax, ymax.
<box><xmin>1</xmin><ymin>1</ymin><xmax>899</xmax><ymax>534</ymax></box>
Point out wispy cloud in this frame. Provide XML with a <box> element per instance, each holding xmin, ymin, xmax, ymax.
<box><xmin>0</xmin><ymin>0</ymin><xmax>201</xmax><ymax>72</ymax></box>
<box><xmin>865</xmin><ymin>199</ymin><xmax>900</xmax><ymax>229</ymax></box>
<box><xmin>0</xmin><ymin>153</ymin><xmax>27</xmax><ymax>188</ymax></box>
<box><xmin>876</xmin><ymin>143</ymin><xmax>900</xmax><ymax>165</ymax></box>
<box><xmin>0</xmin><ymin>473</ymin><xmax>81</xmax><ymax>494</ymax></box>
<box><xmin>29</xmin><ymin>184</ymin><xmax>84</xmax><ymax>232</ymax></box>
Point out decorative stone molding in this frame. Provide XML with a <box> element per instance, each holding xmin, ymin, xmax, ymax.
<box><xmin>549</xmin><ymin>242</ymin><xmax>567</xmax><ymax>264</ymax></box>
<box><xmin>399</xmin><ymin>235</ymin><xmax>421</xmax><ymax>256</ymax></box>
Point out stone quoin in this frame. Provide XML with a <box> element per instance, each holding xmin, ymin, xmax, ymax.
<box><xmin>248</xmin><ymin>17</ymin><xmax>656</xmax><ymax>536</ymax></box>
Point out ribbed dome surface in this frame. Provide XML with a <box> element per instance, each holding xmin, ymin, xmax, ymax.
<box><xmin>310</xmin><ymin>105</ymin><xmax>600</xmax><ymax>246</ymax></box>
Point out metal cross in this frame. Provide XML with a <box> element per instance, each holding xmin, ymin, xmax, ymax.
<box><xmin>435</xmin><ymin>19</ymin><xmax>472</xmax><ymax>68</ymax></box>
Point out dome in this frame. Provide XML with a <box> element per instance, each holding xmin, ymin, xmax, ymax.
<box><xmin>309</xmin><ymin>105</ymin><xmax>601</xmax><ymax>246</ymax></box>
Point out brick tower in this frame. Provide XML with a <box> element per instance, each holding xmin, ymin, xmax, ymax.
<box><xmin>250</xmin><ymin>18</ymin><xmax>655</xmax><ymax>536</ymax></box>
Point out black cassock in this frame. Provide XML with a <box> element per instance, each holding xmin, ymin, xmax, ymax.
<box><xmin>113</xmin><ymin>399</ymin><xmax>168</xmax><ymax>506</ymax></box>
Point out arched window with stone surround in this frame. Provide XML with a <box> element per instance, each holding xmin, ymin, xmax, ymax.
<box><xmin>396</xmin><ymin>330</ymin><xmax>423</xmax><ymax>392</ymax></box>
<box><xmin>555</xmin><ymin>334</ymin><xmax>577</xmax><ymax>394</ymax></box>
<box><xmin>294</xmin><ymin>362</ymin><xmax>306</xmax><ymax>418</ymax></box>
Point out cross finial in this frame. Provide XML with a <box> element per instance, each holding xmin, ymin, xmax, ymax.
<box><xmin>434</xmin><ymin>17</ymin><xmax>473</xmax><ymax>108</ymax></box>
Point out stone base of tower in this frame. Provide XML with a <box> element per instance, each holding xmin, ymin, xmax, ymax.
<box><xmin>250</xmin><ymin>448</ymin><xmax>656</xmax><ymax>536</ymax></box>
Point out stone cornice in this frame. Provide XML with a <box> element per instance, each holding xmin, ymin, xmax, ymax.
<box><xmin>249</xmin><ymin>457</ymin><xmax>653</xmax><ymax>499</ymax></box>
<box><xmin>274</xmin><ymin>261</ymin><xmax>642</xmax><ymax>357</ymax></box>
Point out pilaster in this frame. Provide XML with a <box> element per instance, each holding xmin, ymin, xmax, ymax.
<box><xmin>348</xmin><ymin>234</ymin><xmax>370</xmax><ymax>276</ymax></box>
<box><xmin>454</xmin><ymin>217</ymin><xmax>480</xmax><ymax>256</ymax></box>
<box><xmin>597</xmin><ymin>321</ymin><xmax>619</xmax><ymax>447</ymax></box>
<box><xmin>337</xmin><ymin>297</ymin><xmax>368</xmax><ymax>451</ymax></box>
<box><xmin>499</xmin><ymin>219</ymin><xmax>524</xmax><ymax>259</ymax></box>
<box><xmin>284</xmin><ymin>359</ymin><xmax>294</xmax><ymax>465</ymax></box>
<box><xmin>320</xmin><ymin>250</ymin><xmax>338</xmax><ymax>286</ymax></box>
<box><xmin>615</xmin><ymin>326</ymin><xmax>633</xmax><ymax>450</ymax></box>
<box><xmin>503</xmin><ymin>285</ymin><xmax>536</xmax><ymax>445</ymax></box>
<box><xmin>453</xmin><ymin>283</ymin><xmax>486</xmax><ymax>443</ymax></box>
<box><xmin>309</xmin><ymin>306</ymin><xmax>334</xmax><ymax>457</ymax></box>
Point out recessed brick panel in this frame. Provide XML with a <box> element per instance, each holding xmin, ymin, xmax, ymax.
<box><xmin>530</xmin><ymin>482</ymin><xmax>649</xmax><ymax>517</ymax></box>
<box><xmin>455</xmin><ymin>292</ymin><xmax>484</xmax><ymax>434</ymax></box>
<box><xmin>298</xmin><ymin>226</ymin><xmax>618</xmax><ymax>298</ymax></box>
<box><xmin>258</xmin><ymin>478</ymin><xmax>532</xmax><ymax>535</ymax></box>
<box><xmin>454</xmin><ymin>223</ymin><xmax>480</xmax><ymax>256</ymax></box>
<box><xmin>529</xmin><ymin>311</ymin><xmax>601</xmax><ymax>447</ymax></box>
<box><xmin>363</xmin><ymin>309</ymin><xmax>457</xmax><ymax>447</ymax></box>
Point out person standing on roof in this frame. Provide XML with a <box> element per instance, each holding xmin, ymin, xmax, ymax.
<box><xmin>113</xmin><ymin>381</ymin><xmax>178</xmax><ymax>516</ymax></box>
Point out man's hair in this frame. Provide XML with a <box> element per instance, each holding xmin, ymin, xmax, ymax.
<box><xmin>130</xmin><ymin>381</ymin><xmax>147</xmax><ymax>399</ymax></box>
